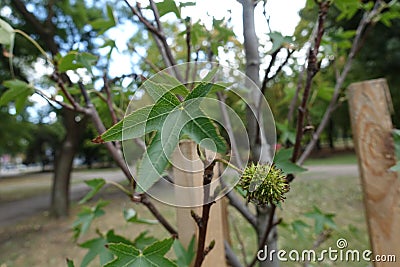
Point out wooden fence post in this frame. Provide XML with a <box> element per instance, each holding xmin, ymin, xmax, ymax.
<box><xmin>172</xmin><ymin>140</ymin><xmax>228</xmax><ymax>267</ymax></box>
<box><xmin>348</xmin><ymin>78</ymin><xmax>400</xmax><ymax>266</ymax></box>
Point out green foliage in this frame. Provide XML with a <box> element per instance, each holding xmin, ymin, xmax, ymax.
<box><xmin>268</xmin><ymin>32</ymin><xmax>294</xmax><ymax>54</ymax></box>
<box><xmin>90</xmin><ymin>5</ymin><xmax>117</xmax><ymax>34</ymax></box>
<box><xmin>73</xmin><ymin>200</ymin><xmax>110</xmax><ymax>239</ymax></box>
<box><xmin>304</xmin><ymin>206</ymin><xmax>337</xmax><ymax>235</ymax></box>
<box><xmin>290</xmin><ymin>219</ymin><xmax>311</xmax><ymax>240</ymax></box>
<box><xmin>96</xmin><ymin>77</ymin><xmax>227</xmax><ymax>192</ymax></box>
<box><xmin>390</xmin><ymin>129</ymin><xmax>400</xmax><ymax>172</ymax></box>
<box><xmin>1</xmin><ymin>80</ymin><xmax>34</xmax><ymax>113</ymax></box>
<box><xmin>57</xmin><ymin>51</ymin><xmax>98</xmax><ymax>76</ymax></box>
<box><xmin>104</xmin><ymin>238</ymin><xmax>177</xmax><ymax>267</ymax></box>
<box><xmin>274</xmin><ymin>148</ymin><xmax>307</xmax><ymax>174</ymax></box>
<box><xmin>123</xmin><ymin>208</ymin><xmax>158</xmax><ymax>225</ymax></box>
<box><xmin>80</xmin><ymin>230</ymin><xmax>134</xmax><ymax>267</ymax></box>
<box><xmin>173</xmin><ymin>236</ymin><xmax>196</xmax><ymax>267</ymax></box>
<box><xmin>156</xmin><ymin>0</ymin><xmax>181</xmax><ymax>18</ymax></box>
<box><xmin>79</xmin><ymin>178</ymin><xmax>106</xmax><ymax>204</ymax></box>
<box><xmin>334</xmin><ymin>0</ymin><xmax>361</xmax><ymax>21</ymax></box>
<box><xmin>66</xmin><ymin>259</ymin><xmax>75</xmax><ymax>267</ymax></box>
<box><xmin>0</xmin><ymin>18</ymin><xmax>15</xmax><ymax>74</ymax></box>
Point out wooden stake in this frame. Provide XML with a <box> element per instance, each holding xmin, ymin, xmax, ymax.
<box><xmin>173</xmin><ymin>140</ymin><xmax>228</xmax><ymax>267</ymax></box>
<box><xmin>348</xmin><ymin>79</ymin><xmax>400</xmax><ymax>266</ymax></box>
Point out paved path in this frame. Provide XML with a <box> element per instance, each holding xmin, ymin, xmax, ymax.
<box><xmin>0</xmin><ymin>169</ymin><xmax>127</xmax><ymax>228</ymax></box>
<box><xmin>0</xmin><ymin>164</ymin><xmax>359</xmax><ymax>228</ymax></box>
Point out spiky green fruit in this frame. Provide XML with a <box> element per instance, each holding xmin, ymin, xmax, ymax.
<box><xmin>237</xmin><ymin>163</ymin><xmax>289</xmax><ymax>206</ymax></box>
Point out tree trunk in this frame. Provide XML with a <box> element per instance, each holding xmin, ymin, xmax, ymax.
<box><xmin>241</xmin><ymin>1</ymin><xmax>279</xmax><ymax>266</ymax></box>
<box><xmin>50</xmin><ymin>110</ymin><xmax>86</xmax><ymax>217</ymax></box>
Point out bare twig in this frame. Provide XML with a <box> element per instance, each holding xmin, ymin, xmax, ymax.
<box><xmin>136</xmin><ymin>194</ymin><xmax>178</xmax><ymax>238</ymax></box>
<box><xmin>261</xmin><ymin>48</ymin><xmax>294</xmax><ymax>94</ymax></box>
<box><xmin>103</xmin><ymin>74</ymin><xmax>119</xmax><ymax>125</ymax></box>
<box><xmin>185</xmin><ymin>19</ymin><xmax>192</xmax><ymax>81</ymax></box>
<box><xmin>297</xmin><ymin>0</ymin><xmax>384</xmax><ymax>165</ymax></box>
<box><xmin>287</xmin><ymin>66</ymin><xmax>304</xmax><ymax>123</ymax></box>
<box><xmin>291</xmin><ymin>1</ymin><xmax>330</xmax><ymax>163</ymax></box>
<box><xmin>193</xmin><ymin>161</ymin><xmax>217</xmax><ymax>267</ymax></box>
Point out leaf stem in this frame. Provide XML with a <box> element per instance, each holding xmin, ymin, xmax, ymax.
<box><xmin>14</xmin><ymin>29</ymin><xmax>53</xmax><ymax>64</ymax></box>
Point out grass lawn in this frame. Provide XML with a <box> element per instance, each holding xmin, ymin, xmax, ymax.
<box><xmin>0</xmin><ymin>155</ymin><xmax>370</xmax><ymax>267</ymax></box>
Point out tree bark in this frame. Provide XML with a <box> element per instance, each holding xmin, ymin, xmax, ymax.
<box><xmin>50</xmin><ymin>110</ymin><xmax>86</xmax><ymax>217</ymax></box>
<box><xmin>240</xmin><ymin>1</ymin><xmax>278</xmax><ymax>266</ymax></box>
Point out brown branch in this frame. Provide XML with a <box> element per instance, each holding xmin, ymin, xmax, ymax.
<box><xmin>103</xmin><ymin>75</ymin><xmax>119</xmax><ymax>125</ymax></box>
<box><xmin>193</xmin><ymin>161</ymin><xmax>217</xmax><ymax>267</ymax></box>
<box><xmin>261</xmin><ymin>48</ymin><xmax>280</xmax><ymax>94</ymax></box>
<box><xmin>291</xmin><ymin>1</ymin><xmax>330</xmax><ymax>163</ymax></box>
<box><xmin>261</xmin><ymin>48</ymin><xmax>294</xmax><ymax>94</ymax></box>
<box><xmin>248</xmin><ymin>205</ymin><xmax>276</xmax><ymax>267</ymax></box>
<box><xmin>137</xmin><ymin>194</ymin><xmax>178</xmax><ymax>238</ymax></box>
<box><xmin>297</xmin><ymin>0</ymin><xmax>383</xmax><ymax>165</ymax></box>
<box><xmin>185</xmin><ymin>19</ymin><xmax>192</xmax><ymax>81</ymax></box>
<box><xmin>287</xmin><ymin>66</ymin><xmax>304</xmax><ymax>123</ymax></box>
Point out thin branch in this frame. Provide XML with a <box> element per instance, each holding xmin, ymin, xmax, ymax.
<box><xmin>226</xmin><ymin>190</ymin><xmax>257</xmax><ymax>229</ymax></box>
<box><xmin>137</xmin><ymin>194</ymin><xmax>178</xmax><ymax>238</ymax></box>
<box><xmin>291</xmin><ymin>1</ymin><xmax>330</xmax><ymax>163</ymax></box>
<box><xmin>193</xmin><ymin>161</ymin><xmax>217</xmax><ymax>267</ymax></box>
<box><xmin>297</xmin><ymin>0</ymin><xmax>383</xmax><ymax>165</ymax></box>
<box><xmin>185</xmin><ymin>19</ymin><xmax>192</xmax><ymax>81</ymax></box>
<box><xmin>216</xmin><ymin>92</ymin><xmax>243</xmax><ymax>169</ymax></box>
<box><xmin>225</xmin><ymin>240</ymin><xmax>245</xmax><ymax>267</ymax></box>
<box><xmin>287</xmin><ymin>66</ymin><xmax>304</xmax><ymax>123</ymax></box>
<box><xmin>248</xmin><ymin>205</ymin><xmax>276</xmax><ymax>267</ymax></box>
<box><xmin>231</xmin><ymin>213</ymin><xmax>248</xmax><ymax>264</ymax></box>
<box><xmin>131</xmin><ymin>47</ymin><xmax>161</xmax><ymax>72</ymax></box>
<box><xmin>103</xmin><ymin>74</ymin><xmax>119</xmax><ymax>125</ymax></box>
<box><xmin>261</xmin><ymin>48</ymin><xmax>294</xmax><ymax>94</ymax></box>
<box><xmin>260</xmin><ymin>48</ymin><xmax>280</xmax><ymax>94</ymax></box>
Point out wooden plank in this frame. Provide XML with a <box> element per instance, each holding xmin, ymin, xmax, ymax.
<box><xmin>173</xmin><ymin>140</ymin><xmax>227</xmax><ymax>267</ymax></box>
<box><xmin>348</xmin><ymin>78</ymin><xmax>400</xmax><ymax>266</ymax></box>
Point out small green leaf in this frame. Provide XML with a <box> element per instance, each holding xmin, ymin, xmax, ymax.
<box><xmin>80</xmin><ymin>236</ymin><xmax>111</xmax><ymax>267</ymax></box>
<box><xmin>274</xmin><ymin>148</ymin><xmax>307</xmax><ymax>174</ymax></box>
<box><xmin>291</xmin><ymin>220</ymin><xmax>311</xmax><ymax>240</ymax></box>
<box><xmin>133</xmin><ymin>231</ymin><xmax>158</xmax><ymax>250</ymax></box>
<box><xmin>136</xmin><ymin>110</ymin><xmax>182</xmax><ymax>192</ymax></box>
<box><xmin>123</xmin><ymin>208</ymin><xmax>158</xmax><ymax>225</ymax></box>
<box><xmin>72</xmin><ymin>200</ymin><xmax>109</xmax><ymax>239</ymax></box>
<box><xmin>90</xmin><ymin>5</ymin><xmax>116</xmax><ymax>34</ymax></box>
<box><xmin>304</xmin><ymin>206</ymin><xmax>336</xmax><ymax>235</ymax></box>
<box><xmin>79</xmin><ymin>178</ymin><xmax>106</xmax><ymax>204</ymax></box>
<box><xmin>105</xmin><ymin>238</ymin><xmax>177</xmax><ymax>267</ymax></box>
<box><xmin>0</xmin><ymin>18</ymin><xmax>14</xmax><ymax>45</ymax></box>
<box><xmin>80</xmin><ymin>230</ymin><xmax>133</xmax><ymax>267</ymax></box>
<box><xmin>58</xmin><ymin>51</ymin><xmax>97</xmax><ymax>75</ymax></box>
<box><xmin>173</xmin><ymin>236</ymin><xmax>195</xmax><ymax>267</ymax></box>
<box><xmin>156</xmin><ymin>0</ymin><xmax>181</xmax><ymax>18</ymax></box>
<box><xmin>66</xmin><ymin>259</ymin><xmax>75</xmax><ymax>267</ymax></box>
<box><xmin>1</xmin><ymin>80</ymin><xmax>34</xmax><ymax>107</ymax></box>
<box><xmin>184</xmin><ymin>82</ymin><xmax>213</xmax><ymax>101</ymax></box>
<box><xmin>0</xmin><ymin>19</ymin><xmax>15</xmax><ymax>75</ymax></box>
